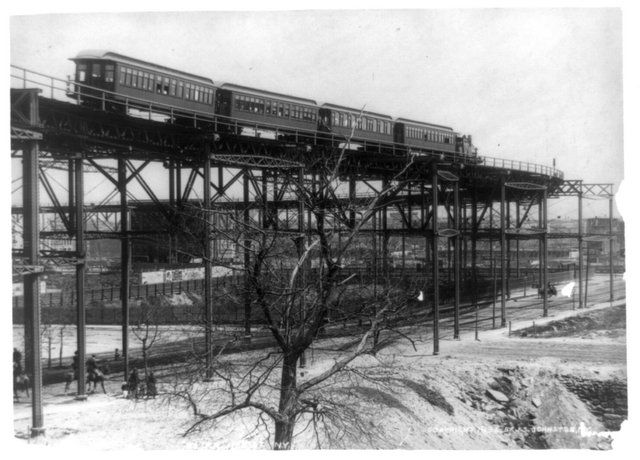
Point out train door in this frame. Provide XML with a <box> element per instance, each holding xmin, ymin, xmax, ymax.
<box><xmin>215</xmin><ymin>89</ymin><xmax>232</xmax><ymax>116</ymax></box>
<box><xmin>318</xmin><ymin>108</ymin><xmax>332</xmax><ymax>132</ymax></box>
<box><xmin>214</xmin><ymin>89</ymin><xmax>235</xmax><ymax>132</ymax></box>
<box><xmin>74</xmin><ymin>59</ymin><xmax>115</xmax><ymax>106</ymax></box>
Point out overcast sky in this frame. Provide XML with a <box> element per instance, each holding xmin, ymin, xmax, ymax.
<box><xmin>8</xmin><ymin>7</ymin><xmax>628</xmax><ymax>218</ymax></box>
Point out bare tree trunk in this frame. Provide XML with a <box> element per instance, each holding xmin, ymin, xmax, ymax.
<box><xmin>47</xmin><ymin>334</ymin><xmax>52</xmax><ymax>369</ymax></box>
<box><xmin>274</xmin><ymin>352</ymin><xmax>298</xmax><ymax>450</ymax></box>
<box><xmin>142</xmin><ymin>336</ymin><xmax>148</xmax><ymax>379</ymax></box>
<box><xmin>58</xmin><ymin>326</ymin><xmax>64</xmax><ymax>367</ymax></box>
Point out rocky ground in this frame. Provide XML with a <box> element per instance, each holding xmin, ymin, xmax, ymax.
<box><xmin>11</xmin><ymin>284</ymin><xmax>630</xmax><ymax>450</ymax></box>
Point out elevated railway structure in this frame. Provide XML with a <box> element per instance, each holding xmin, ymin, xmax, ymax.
<box><xmin>10</xmin><ymin>66</ymin><xmax>620</xmax><ymax>436</ymax></box>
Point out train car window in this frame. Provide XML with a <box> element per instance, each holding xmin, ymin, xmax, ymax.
<box><xmin>77</xmin><ymin>64</ymin><xmax>87</xmax><ymax>83</ymax></box>
<box><xmin>91</xmin><ymin>63</ymin><xmax>102</xmax><ymax>79</ymax></box>
<box><xmin>125</xmin><ymin>68</ymin><xmax>132</xmax><ymax>86</ymax></box>
<box><xmin>186</xmin><ymin>83</ymin><xmax>191</xmax><ymax>100</ymax></box>
<box><xmin>118</xmin><ymin>67</ymin><xmax>125</xmax><ymax>85</ymax></box>
<box><xmin>284</xmin><ymin>104</ymin><xmax>290</xmax><ymax>118</ymax></box>
<box><xmin>356</xmin><ymin>117</ymin><xmax>362</xmax><ymax>130</ymax></box>
<box><xmin>169</xmin><ymin>79</ymin><xmax>176</xmax><ymax>96</ymax></box>
<box><xmin>177</xmin><ymin>81</ymin><xmax>183</xmax><ymax>98</ymax></box>
<box><xmin>131</xmin><ymin>70</ymin><xmax>138</xmax><ymax>88</ymax></box>
<box><xmin>194</xmin><ymin>86</ymin><xmax>199</xmax><ymax>101</ymax></box>
<box><xmin>163</xmin><ymin>78</ymin><xmax>170</xmax><ymax>96</ymax></box>
<box><xmin>155</xmin><ymin>76</ymin><xmax>162</xmax><ymax>94</ymax></box>
<box><xmin>105</xmin><ymin>65</ymin><xmax>115</xmax><ymax>83</ymax></box>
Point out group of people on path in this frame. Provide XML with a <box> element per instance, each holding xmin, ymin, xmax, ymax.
<box><xmin>14</xmin><ymin>346</ymin><xmax>159</xmax><ymax>399</ymax></box>
<box><xmin>67</xmin><ymin>351</ymin><xmax>157</xmax><ymax>398</ymax></box>
<box><xmin>124</xmin><ymin>368</ymin><xmax>157</xmax><ymax>399</ymax></box>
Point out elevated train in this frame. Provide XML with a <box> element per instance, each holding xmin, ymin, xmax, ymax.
<box><xmin>69</xmin><ymin>50</ymin><xmax>478</xmax><ymax>156</ymax></box>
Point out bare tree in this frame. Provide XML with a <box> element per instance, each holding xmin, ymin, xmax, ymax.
<box><xmin>131</xmin><ymin>296</ymin><xmax>162</xmax><ymax>380</ymax></box>
<box><xmin>161</xmin><ymin>135</ymin><xmax>420</xmax><ymax>448</ymax></box>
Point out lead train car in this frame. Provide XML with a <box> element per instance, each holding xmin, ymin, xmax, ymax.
<box><xmin>393</xmin><ymin>118</ymin><xmax>457</xmax><ymax>153</ymax></box>
<box><xmin>70</xmin><ymin>50</ymin><xmax>216</xmax><ymax>115</ymax></box>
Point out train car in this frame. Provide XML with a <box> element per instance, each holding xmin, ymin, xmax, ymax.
<box><xmin>69</xmin><ymin>50</ymin><xmax>216</xmax><ymax>116</ymax></box>
<box><xmin>393</xmin><ymin>118</ymin><xmax>457</xmax><ymax>153</ymax></box>
<box><xmin>318</xmin><ymin>103</ymin><xmax>394</xmax><ymax>145</ymax></box>
<box><xmin>215</xmin><ymin>83</ymin><xmax>318</xmax><ymax>137</ymax></box>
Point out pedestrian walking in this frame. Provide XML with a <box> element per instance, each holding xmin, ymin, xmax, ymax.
<box><xmin>127</xmin><ymin>368</ymin><xmax>140</xmax><ymax>398</ymax></box>
<box><xmin>146</xmin><ymin>371</ymin><xmax>157</xmax><ymax>398</ymax></box>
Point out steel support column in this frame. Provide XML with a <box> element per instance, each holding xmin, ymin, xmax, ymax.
<box><xmin>609</xmin><ymin>195</ymin><xmax>614</xmax><ymax>302</ymax></box>
<box><xmin>118</xmin><ymin>158</ymin><xmax>130</xmax><ymax>380</ymax></box>
<box><xmin>203</xmin><ymin>146</ymin><xmax>213</xmax><ymax>379</ymax></box>
<box><xmin>515</xmin><ymin>200</ymin><xmax>520</xmax><ymax>278</ymax></box>
<box><xmin>432</xmin><ymin>168</ymin><xmax>439</xmax><ymax>355</ymax></box>
<box><xmin>382</xmin><ymin>179</ymin><xmax>389</xmax><ymax>283</ymax></box>
<box><xmin>348</xmin><ymin>177</ymin><xmax>356</xmax><ymax>228</ymax></box>
<box><xmin>168</xmin><ymin>161</ymin><xmax>176</xmax><ymax>263</ymax></box>
<box><xmin>243</xmin><ymin>171</ymin><xmax>252</xmax><ymax>337</ymax></box>
<box><xmin>578</xmin><ymin>190</ymin><xmax>583</xmax><ymax>308</ymax></box>
<box><xmin>506</xmin><ymin>198</ymin><xmax>511</xmax><ymax>298</ymax></box>
<box><xmin>75</xmin><ymin>156</ymin><xmax>87</xmax><ymax>400</ymax></box>
<box><xmin>500</xmin><ymin>180</ymin><xmax>507</xmax><ymax>327</ymax></box>
<box><xmin>471</xmin><ymin>190</ymin><xmax>479</xmax><ymax>338</ymax></box>
<box><xmin>68</xmin><ymin>159</ymin><xmax>75</xmax><ymax>233</ymax></box>
<box><xmin>453</xmin><ymin>180</ymin><xmax>460</xmax><ymax>340</ymax></box>
<box><xmin>542</xmin><ymin>188</ymin><xmax>549</xmax><ymax>317</ymax></box>
<box><xmin>298</xmin><ymin>166</ymin><xmax>306</xmax><ymax>368</ymax></box>
<box><xmin>22</xmin><ymin>129</ymin><xmax>44</xmax><ymax>436</ymax></box>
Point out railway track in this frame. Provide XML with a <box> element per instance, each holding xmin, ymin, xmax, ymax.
<box><xmin>40</xmin><ymin>275</ymin><xmax>624</xmax><ymax>385</ymax></box>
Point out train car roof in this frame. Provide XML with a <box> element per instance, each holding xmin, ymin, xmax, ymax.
<box><xmin>395</xmin><ymin>117</ymin><xmax>454</xmax><ymax>131</ymax></box>
<box><xmin>219</xmin><ymin>83</ymin><xmax>318</xmax><ymax>106</ymax></box>
<box><xmin>70</xmin><ymin>50</ymin><xmax>214</xmax><ymax>85</ymax></box>
<box><xmin>321</xmin><ymin>103</ymin><xmax>392</xmax><ymax>120</ymax></box>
